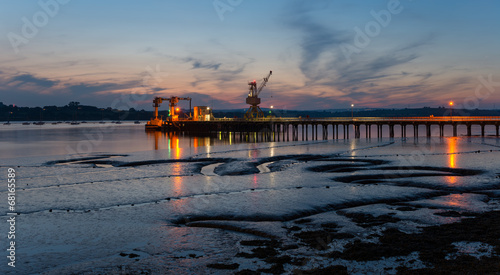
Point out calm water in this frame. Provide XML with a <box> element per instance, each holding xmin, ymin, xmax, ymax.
<box><xmin>1</xmin><ymin>122</ymin><xmax>498</xmax><ymax>159</ymax></box>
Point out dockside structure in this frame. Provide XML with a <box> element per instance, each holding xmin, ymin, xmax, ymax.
<box><xmin>147</xmin><ymin>116</ymin><xmax>500</xmax><ymax>140</ymax></box>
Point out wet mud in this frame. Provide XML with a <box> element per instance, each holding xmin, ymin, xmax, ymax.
<box><xmin>40</xmin><ymin>144</ymin><xmax>500</xmax><ymax>274</ymax></box>
<box><xmin>331</xmin><ymin>211</ymin><xmax>500</xmax><ymax>273</ymax></box>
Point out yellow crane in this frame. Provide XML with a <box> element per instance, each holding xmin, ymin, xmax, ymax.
<box><xmin>146</xmin><ymin>96</ymin><xmax>191</xmax><ymax>130</ymax></box>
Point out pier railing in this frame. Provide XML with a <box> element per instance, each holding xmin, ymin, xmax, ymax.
<box><xmin>210</xmin><ymin>116</ymin><xmax>500</xmax><ymax>122</ymax></box>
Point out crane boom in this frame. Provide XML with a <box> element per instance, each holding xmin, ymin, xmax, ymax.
<box><xmin>256</xmin><ymin>71</ymin><xmax>272</xmax><ymax>96</ymax></box>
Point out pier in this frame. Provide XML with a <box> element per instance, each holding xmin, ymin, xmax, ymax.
<box><xmin>149</xmin><ymin>116</ymin><xmax>500</xmax><ymax>140</ymax></box>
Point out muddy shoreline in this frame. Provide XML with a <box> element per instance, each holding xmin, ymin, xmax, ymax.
<box><xmin>204</xmin><ymin>211</ymin><xmax>500</xmax><ymax>274</ymax></box>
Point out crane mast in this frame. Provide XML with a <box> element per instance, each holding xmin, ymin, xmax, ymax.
<box><xmin>245</xmin><ymin>70</ymin><xmax>272</xmax><ymax>119</ymax></box>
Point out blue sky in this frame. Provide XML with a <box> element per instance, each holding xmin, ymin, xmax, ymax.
<box><xmin>1</xmin><ymin>0</ymin><xmax>500</xmax><ymax>110</ymax></box>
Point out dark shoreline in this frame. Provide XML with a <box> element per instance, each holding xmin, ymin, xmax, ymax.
<box><xmin>204</xmin><ymin>211</ymin><xmax>500</xmax><ymax>274</ymax></box>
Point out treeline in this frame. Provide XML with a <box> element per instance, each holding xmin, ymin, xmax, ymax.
<box><xmin>214</xmin><ymin>107</ymin><xmax>500</xmax><ymax>118</ymax></box>
<box><xmin>0</xmin><ymin>102</ymin><xmax>153</xmax><ymax>121</ymax></box>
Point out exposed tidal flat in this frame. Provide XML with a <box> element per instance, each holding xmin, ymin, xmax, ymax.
<box><xmin>1</xmin><ymin>124</ymin><xmax>500</xmax><ymax>274</ymax></box>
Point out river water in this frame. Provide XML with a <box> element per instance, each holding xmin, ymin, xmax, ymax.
<box><xmin>1</xmin><ymin>122</ymin><xmax>499</xmax><ymax>274</ymax></box>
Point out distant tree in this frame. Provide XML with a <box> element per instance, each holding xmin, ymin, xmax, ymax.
<box><xmin>68</xmin><ymin>101</ymin><xmax>80</xmax><ymax>108</ymax></box>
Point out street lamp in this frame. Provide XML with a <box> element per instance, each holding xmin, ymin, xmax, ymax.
<box><xmin>351</xmin><ymin>104</ymin><xmax>354</xmax><ymax>119</ymax></box>
<box><xmin>449</xmin><ymin>101</ymin><xmax>454</xmax><ymax>118</ymax></box>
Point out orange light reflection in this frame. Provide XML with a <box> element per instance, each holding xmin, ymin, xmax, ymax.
<box><xmin>442</xmin><ymin>193</ymin><xmax>469</xmax><ymax>209</ymax></box>
<box><xmin>446</xmin><ymin>137</ymin><xmax>458</xmax><ymax>185</ymax></box>
<box><xmin>252</xmin><ymin>174</ymin><xmax>259</xmax><ymax>188</ymax></box>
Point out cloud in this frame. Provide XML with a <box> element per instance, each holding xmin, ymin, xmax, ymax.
<box><xmin>192</xmin><ymin>60</ymin><xmax>221</xmax><ymax>70</ymax></box>
<box><xmin>396</xmin><ymin>33</ymin><xmax>436</xmax><ymax>52</ymax></box>
<box><xmin>280</xmin><ymin>2</ymin><xmax>460</xmax><ymax>108</ymax></box>
<box><xmin>165</xmin><ymin>91</ymin><xmax>239</xmax><ymax>110</ymax></box>
<box><xmin>0</xmin><ymin>71</ymin><xmax>156</xmax><ymax>108</ymax></box>
<box><xmin>333</xmin><ymin>52</ymin><xmax>420</xmax><ymax>89</ymax></box>
<box><xmin>188</xmin><ymin>59</ymin><xmax>251</xmax><ymax>89</ymax></box>
<box><xmin>285</xmin><ymin>3</ymin><xmax>350</xmax><ymax>84</ymax></box>
<box><xmin>184</xmin><ymin>57</ymin><xmax>221</xmax><ymax>71</ymax></box>
<box><xmin>66</xmin><ymin>82</ymin><xmax>135</xmax><ymax>95</ymax></box>
<box><xmin>9</xmin><ymin>73</ymin><xmax>59</xmax><ymax>88</ymax></box>
<box><xmin>416</xmin><ymin>72</ymin><xmax>433</xmax><ymax>81</ymax></box>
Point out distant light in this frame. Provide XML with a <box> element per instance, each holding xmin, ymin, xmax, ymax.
<box><xmin>351</xmin><ymin>104</ymin><xmax>354</xmax><ymax>107</ymax></box>
<box><xmin>449</xmin><ymin>101</ymin><xmax>454</xmax><ymax>106</ymax></box>
<box><xmin>270</xmin><ymin>106</ymin><xmax>274</xmax><ymax>109</ymax></box>
<box><xmin>207</xmin><ymin>107</ymin><xmax>210</xmax><ymax>110</ymax></box>
<box><xmin>176</xmin><ymin>108</ymin><xmax>180</xmax><ymax>111</ymax></box>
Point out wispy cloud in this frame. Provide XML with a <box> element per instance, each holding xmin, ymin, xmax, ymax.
<box><xmin>333</xmin><ymin>52</ymin><xmax>420</xmax><ymax>89</ymax></box>
<box><xmin>285</xmin><ymin>1</ymin><xmax>350</xmax><ymax>84</ymax></box>
<box><xmin>184</xmin><ymin>57</ymin><xmax>222</xmax><ymax>71</ymax></box>
<box><xmin>0</xmin><ymin>71</ymin><xmax>154</xmax><ymax>107</ymax></box>
<box><xmin>65</xmin><ymin>81</ymin><xmax>139</xmax><ymax>95</ymax></box>
<box><xmin>186</xmin><ymin>56</ymin><xmax>251</xmax><ymax>89</ymax></box>
<box><xmin>9</xmin><ymin>73</ymin><xmax>59</xmax><ymax>88</ymax></box>
<box><xmin>281</xmin><ymin>2</ymin><xmax>462</xmax><ymax>108</ymax></box>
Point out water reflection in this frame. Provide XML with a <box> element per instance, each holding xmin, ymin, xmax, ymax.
<box><xmin>172</xmin><ymin>176</ymin><xmax>183</xmax><ymax>196</ymax></box>
<box><xmin>147</xmin><ymin>131</ymin><xmax>160</xmax><ymax>150</ymax></box>
<box><xmin>448</xmin><ymin>137</ymin><xmax>457</xmax><ymax>168</ymax></box>
<box><xmin>350</xmin><ymin>139</ymin><xmax>358</xmax><ymax>156</ymax></box>
<box><xmin>146</xmin><ymin>131</ymin><xmax>182</xmax><ymax>154</ymax></box>
<box><xmin>447</xmin><ymin>137</ymin><xmax>458</xmax><ymax>185</ymax></box>
<box><xmin>440</xmin><ymin>193</ymin><xmax>477</xmax><ymax>210</ymax></box>
<box><xmin>193</xmin><ymin>136</ymin><xmax>211</xmax><ymax>148</ymax></box>
<box><xmin>248</xmin><ymin>144</ymin><xmax>260</xmax><ymax>159</ymax></box>
<box><xmin>146</xmin><ymin>131</ymin><xmax>247</xmax><ymax>154</ymax></box>
<box><xmin>169</xmin><ymin>162</ymin><xmax>185</xmax><ymax>210</ymax></box>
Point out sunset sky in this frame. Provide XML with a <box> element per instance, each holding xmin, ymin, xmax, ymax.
<box><xmin>1</xmin><ymin>0</ymin><xmax>500</xmax><ymax>110</ymax></box>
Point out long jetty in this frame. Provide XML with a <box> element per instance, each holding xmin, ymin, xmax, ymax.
<box><xmin>152</xmin><ymin>116</ymin><xmax>500</xmax><ymax>140</ymax></box>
